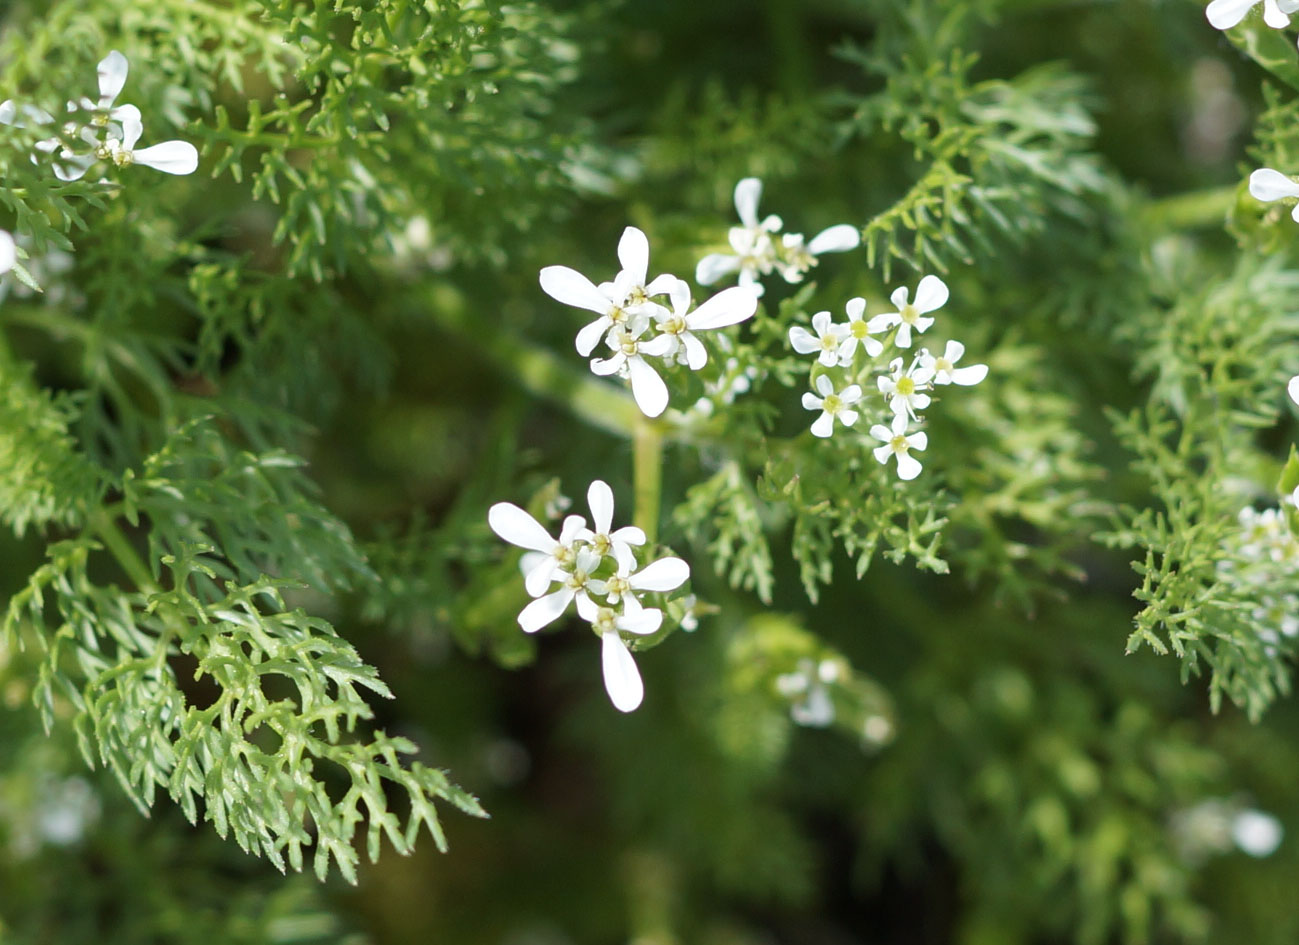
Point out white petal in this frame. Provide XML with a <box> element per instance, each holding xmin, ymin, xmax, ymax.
<box><xmin>950</xmin><ymin>364</ymin><xmax>988</xmax><ymax>386</ymax></box>
<box><xmin>588</xmin><ymin>480</ymin><xmax>615</xmax><ymax>536</ymax></box>
<box><xmin>733</xmin><ymin>177</ymin><xmax>762</xmax><ymax>227</ymax></box>
<box><xmin>1290</xmin><ymin>203</ymin><xmax>1299</xmax><ymax>223</ymax></box>
<box><xmin>810</xmin><ymin>412</ymin><xmax>835</xmax><ymax>438</ymax></box>
<box><xmin>806</xmin><ymin>223</ymin><xmax>860</xmax><ymax>255</ymax></box>
<box><xmin>519</xmin><ymin>587</ymin><xmax>575</xmax><ymax>633</ymax></box>
<box><xmin>132</xmin><ymin>139</ymin><xmax>198</xmax><ymax>175</ymax></box>
<box><xmin>118</xmin><ymin>114</ymin><xmax>143</xmax><ymax>151</ymax></box>
<box><xmin>52</xmin><ymin>153</ymin><xmax>95</xmax><ymax>182</ymax></box>
<box><xmin>559</xmin><ymin>514</ymin><xmax>588</xmax><ymax>544</ymax></box>
<box><xmin>870</xmin><ymin>424</ymin><xmax>892</xmax><ymax>442</ymax></box>
<box><xmin>909</xmin><ymin>431</ymin><xmax>928</xmax><ymax>451</ymax></box>
<box><xmin>627</xmin><ymin>356</ymin><xmax>669</xmax><ymax>417</ymax></box>
<box><xmin>889</xmin><ymin>286</ymin><xmax>910</xmax><ymax>309</ymax></box>
<box><xmin>802</xmin><ymin>392</ymin><xmax>823</xmax><ymax>411</ymax></box>
<box><xmin>814</xmin><ymin>374</ymin><xmax>834</xmax><ymax>396</ymax></box>
<box><xmin>695</xmin><ymin>253</ymin><xmax>741</xmax><ymax>286</ymax></box>
<box><xmin>1207</xmin><ymin>0</ymin><xmax>1258</xmax><ymax>28</ymax></box>
<box><xmin>872</xmin><ymin>444</ymin><xmax>892</xmax><ymax>464</ymax></box>
<box><xmin>864</xmin><ymin>337</ymin><xmax>883</xmax><ymax>357</ymax></box>
<box><xmin>601</xmin><ymin>632</ymin><xmax>644</xmax><ymax>712</ymax></box>
<box><xmin>895</xmin><ymin>324</ymin><xmax>913</xmax><ymax>349</ymax></box>
<box><xmin>97</xmin><ymin>50</ymin><xmax>129</xmax><ymax>105</ymax></box>
<box><xmin>617</xmin><ymin>226</ymin><xmax>650</xmax><ymax>286</ymax></box>
<box><xmin>913</xmin><ymin>275</ymin><xmax>949</xmax><ymax>313</ymax></box>
<box><xmin>1264</xmin><ymin>0</ymin><xmax>1292</xmax><ymax>26</ymax></box>
<box><xmin>1289</xmin><ymin>375</ymin><xmax>1299</xmax><ymax>406</ymax></box>
<box><xmin>811</xmin><ymin>310</ymin><xmax>833</xmax><ymax>337</ymax></box>
<box><xmin>638</xmin><ymin>334</ymin><xmax>677</xmax><ymax>358</ymax></box>
<box><xmin>845</xmin><ymin>297</ymin><xmax>866</xmax><ymax>320</ymax></box>
<box><xmin>0</xmin><ymin>230</ymin><xmax>14</xmax><ymax>274</ymax></box>
<box><xmin>489</xmin><ymin>502</ymin><xmax>557</xmax><ymax>553</ymax></box>
<box><xmin>590</xmin><ymin>353</ymin><xmax>625</xmax><ymax>375</ymax></box>
<box><xmin>840</xmin><ymin>384</ymin><xmax>863</xmax><ymax>405</ymax></box>
<box><xmin>630</xmin><ymin>557</ymin><xmax>690</xmax><ymax>592</ymax></box>
<box><xmin>618</xmin><ymin>607</ymin><xmax>663</xmax><ymax>635</ymax></box>
<box><xmin>895</xmin><ymin>453</ymin><xmax>922</xmax><ymax>480</ymax></box>
<box><xmin>839</xmin><ymin>409</ymin><xmax>859</xmax><ymax>427</ymax></box>
<box><xmin>611</xmin><ymin>525</ymin><xmax>646</xmax><ymax>547</ymax></box>
<box><xmin>540</xmin><ymin>266</ymin><xmax>613</xmax><ymax>315</ymax></box>
<box><xmin>1250</xmin><ymin>168</ymin><xmax>1299</xmax><ymax>203</ymax></box>
<box><xmin>866</xmin><ymin>313</ymin><xmax>899</xmax><ymax>333</ymax></box>
<box><xmin>646</xmin><ymin>273</ymin><xmax>682</xmax><ymax>298</ymax></box>
<box><xmin>524</xmin><ymin>556</ymin><xmax>559</xmax><ymax>597</ymax></box>
<box><xmin>575</xmin><ymin>593</ymin><xmax>599</xmax><ymax>622</ymax></box>
<box><xmin>686</xmin><ymin>286</ymin><xmax>759</xmax><ymax>330</ymax></box>
<box><xmin>576</xmin><ymin>315</ymin><xmax>613</xmax><ymax>356</ymax></box>
<box><xmin>910</xmin><ymin>393</ymin><xmax>931</xmax><ymax>412</ymax></box>
<box><xmin>792</xmin><ymin>685</ymin><xmax>835</xmax><ymax>726</ymax></box>
<box><xmin>681</xmin><ymin>331</ymin><xmax>708</xmax><ymax>371</ymax></box>
<box><xmin>789</xmin><ymin>326</ymin><xmax>819</xmax><ymax>355</ymax></box>
<box><xmin>944</xmin><ymin>339</ymin><xmax>966</xmax><ymax>362</ymax></box>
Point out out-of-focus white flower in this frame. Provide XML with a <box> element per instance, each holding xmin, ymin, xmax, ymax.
<box><xmin>802</xmin><ymin>374</ymin><xmax>862</xmax><ymax>438</ymax></box>
<box><xmin>590</xmin><ymin>318</ymin><xmax>676</xmax><ymax>418</ymax></box>
<box><xmin>93</xmin><ymin>110</ymin><xmax>198</xmax><ymax>175</ymax></box>
<box><xmin>867</xmin><ymin>275</ymin><xmax>948</xmax><ymax>349</ymax></box>
<box><xmin>0</xmin><ymin>231</ymin><xmax>15</xmax><ymax>275</ymax></box>
<box><xmin>80</xmin><ymin>51</ymin><xmax>135</xmax><ymax>125</ymax></box>
<box><xmin>576</xmin><ymin>480</ymin><xmax>646</xmax><ymax>571</ymax></box>
<box><xmin>1288</xmin><ymin>373</ymin><xmax>1299</xmax><ymax>406</ymax></box>
<box><xmin>696</xmin><ymin>177</ymin><xmax>858</xmax><ymax>294</ymax></box>
<box><xmin>877</xmin><ymin>356</ymin><xmax>934</xmax><ymax>421</ymax></box>
<box><xmin>789</xmin><ymin>310</ymin><xmax>846</xmax><ymax>367</ymax></box>
<box><xmin>871</xmin><ymin>413</ymin><xmax>928</xmax><ymax>480</ymax></box>
<box><xmin>652</xmin><ymin>277</ymin><xmax>759</xmax><ymax>369</ymax></box>
<box><xmin>1207</xmin><ymin>0</ymin><xmax>1299</xmax><ymax>31</ymax></box>
<box><xmin>919</xmin><ymin>340</ymin><xmax>988</xmax><ymax>387</ymax></box>
<box><xmin>678</xmin><ymin>593</ymin><xmax>700</xmax><ymax>631</ymax></box>
<box><xmin>488</xmin><ymin>503</ymin><xmax>587</xmax><ymax>597</ymax></box>
<box><xmin>1232</xmin><ymin>809</ymin><xmax>1284</xmax><ymax>857</ymax></box>
<box><xmin>540</xmin><ymin>226</ymin><xmax>674</xmax><ymax>357</ymax></box>
<box><xmin>836</xmin><ymin>297</ymin><xmax>885</xmax><ymax>364</ymax></box>
<box><xmin>1249</xmin><ymin>168</ymin><xmax>1299</xmax><ymax>222</ymax></box>
<box><xmin>775</xmin><ymin>658</ymin><xmax>840</xmax><ymax>727</ymax></box>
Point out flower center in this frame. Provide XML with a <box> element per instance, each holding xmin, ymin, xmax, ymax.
<box><xmin>609</xmin><ymin>304</ymin><xmax>628</xmax><ymax>325</ymax></box>
<box><xmin>554</xmin><ymin>545</ymin><xmax>576</xmax><ymax>568</ymax></box>
<box><xmin>662</xmin><ymin>316</ymin><xmax>686</xmax><ymax>335</ymax></box>
<box><xmin>614</xmin><ymin>331</ymin><xmax>639</xmax><ymax>356</ymax></box>
<box><xmin>819</xmin><ymin>335</ymin><xmax>838</xmax><ymax>353</ymax></box>
<box><xmin>890</xmin><ymin>434</ymin><xmax>908</xmax><ymax>453</ymax></box>
<box><xmin>591</xmin><ymin>534</ymin><xmax>612</xmax><ymax>556</ymax></box>
<box><xmin>900</xmin><ymin>303</ymin><xmax>919</xmax><ymax>325</ymax></box>
<box><xmin>91</xmin><ymin>113</ymin><xmax>109</xmax><ymax>128</ymax></box>
<box><xmin>851</xmin><ymin>321</ymin><xmax>869</xmax><ymax>339</ymax></box>
<box><xmin>822</xmin><ymin>393</ymin><xmax>842</xmax><ymax>415</ymax></box>
<box><xmin>593</xmin><ymin>607</ymin><xmax>619</xmax><ymax>634</ymax></box>
<box><xmin>936</xmin><ymin>357</ymin><xmax>953</xmax><ymax>374</ymax></box>
<box><xmin>896</xmin><ymin>377</ymin><xmax>915</xmax><ymax>396</ymax></box>
<box><xmin>112</xmin><ymin>147</ymin><xmax>133</xmax><ymax>167</ymax></box>
<box><xmin>567</xmin><ymin>568</ymin><xmax>590</xmax><ymax>589</ymax></box>
<box><xmin>605</xmin><ymin>575</ymin><xmax>630</xmax><ymax>599</ymax></box>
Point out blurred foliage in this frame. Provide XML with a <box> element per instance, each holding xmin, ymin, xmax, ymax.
<box><xmin>4</xmin><ymin>0</ymin><xmax>1299</xmax><ymax>943</ymax></box>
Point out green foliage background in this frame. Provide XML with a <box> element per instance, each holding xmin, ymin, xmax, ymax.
<box><xmin>3</xmin><ymin>0</ymin><xmax>1299</xmax><ymax>943</ymax></box>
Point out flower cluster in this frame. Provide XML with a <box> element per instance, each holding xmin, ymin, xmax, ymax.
<box><xmin>540</xmin><ymin>227</ymin><xmax>760</xmax><ymax>418</ymax></box>
<box><xmin>788</xmin><ymin>275</ymin><xmax>987</xmax><ymax>480</ymax></box>
<box><xmin>1170</xmin><ymin>797</ymin><xmax>1284</xmax><ymax>863</ymax></box>
<box><xmin>1219</xmin><ymin>506</ymin><xmax>1299</xmax><ymax>652</ymax></box>
<box><xmin>1206</xmin><ymin>0</ymin><xmax>1299</xmax><ymax>39</ymax></box>
<box><xmin>488</xmin><ymin>480</ymin><xmax>691</xmax><ymax>712</ymax></box>
<box><xmin>1</xmin><ymin>50</ymin><xmax>197</xmax><ymax>181</ymax></box>
<box><xmin>695</xmin><ymin>178</ymin><xmax>860</xmax><ymax>296</ymax></box>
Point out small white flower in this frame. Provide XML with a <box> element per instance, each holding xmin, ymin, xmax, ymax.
<box><xmin>589</xmin><ymin>317</ymin><xmax>676</xmax><ymax>417</ymax></box>
<box><xmin>678</xmin><ymin>593</ymin><xmax>700</xmax><ymax>631</ymax></box>
<box><xmin>94</xmin><ymin>110</ymin><xmax>199</xmax><ymax>175</ymax></box>
<box><xmin>588</xmin><ymin>554</ymin><xmax>691</xmax><ymax>606</ymax></box>
<box><xmin>1232</xmin><ymin>809</ymin><xmax>1284</xmax><ymax>857</ymax></box>
<box><xmin>1249</xmin><ymin>168</ymin><xmax>1299</xmax><ymax>222</ymax></box>
<box><xmin>696</xmin><ymin>177</ymin><xmax>859</xmax><ymax>294</ymax></box>
<box><xmin>871</xmin><ymin>413</ymin><xmax>928</xmax><ymax>480</ymax></box>
<box><xmin>867</xmin><ymin>275</ymin><xmax>948</xmax><ymax>349</ymax></box>
<box><xmin>1207</xmin><ymin>0</ymin><xmax>1299</xmax><ymax>30</ymax></box>
<box><xmin>775</xmin><ymin>658</ymin><xmax>837</xmax><ymax>727</ymax></box>
<box><xmin>651</xmin><ymin>277</ymin><xmax>759</xmax><ymax>369</ymax></box>
<box><xmin>488</xmin><ymin>503</ymin><xmax>587</xmax><ymax>597</ymax></box>
<box><xmin>576</xmin><ymin>479</ymin><xmax>646</xmax><ymax>571</ymax></box>
<box><xmin>0</xmin><ymin>231</ymin><xmax>15</xmax><ymax>275</ymax></box>
<box><xmin>878</xmin><ymin>357</ymin><xmax>934</xmax><ymax>421</ymax></box>
<box><xmin>918</xmin><ymin>340</ymin><xmax>988</xmax><ymax>387</ymax></box>
<box><xmin>789</xmin><ymin>310</ymin><xmax>846</xmax><ymax>367</ymax></box>
<box><xmin>516</xmin><ymin>548</ymin><xmax>601</xmax><ymax>634</ymax></box>
<box><xmin>540</xmin><ymin>226</ymin><xmax>674</xmax><ymax>357</ymax></box>
<box><xmin>802</xmin><ymin>374</ymin><xmax>863</xmax><ymax>438</ymax></box>
<box><xmin>577</xmin><ymin>594</ymin><xmax>664</xmax><ymax>712</ymax></box>
<box><xmin>836</xmin><ymin>297</ymin><xmax>885</xmax><ymax>364</ymax></box>
<box><xmin>79</xmin><ymin>51</ymin><xmax>135</xmax><ymax>126</ymax></box>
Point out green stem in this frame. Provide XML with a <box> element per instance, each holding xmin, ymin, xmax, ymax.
<box><xmin>1142</xmin><ymin>185</ymin><xmax>1236</xmax><ymax>230</ymax></box>
<box><xmin>633</xmin><ymin>417</ymin><xmax>663</xmax><ymax>544</ymax></box>
<box><xmin>89</xmin><ymin>506</ymin><xmax>158</xmax><ymax>594</ymax></box>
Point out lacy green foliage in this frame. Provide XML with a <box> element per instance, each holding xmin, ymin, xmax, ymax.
<box><xmin>3</xmin><ymin>533</ymin><xmax>484</xmax><ymax>883</ymax></box>
<box><xmin>675</xmin><ymin>460</ymin><xmax>777</xmax><ymax>604</ymax></box>
<box><xmin>836</xmin><ymin>32</ymin><xmax>1107</xmax><ymax>279</ymax></box>
<box><xmin>0</xmin><ymin>353</ymin><xmax>104</xmax><ymax>536</ymax></box>
<box><xmin>1105</xmin><ymin>254</ymin><xmax>1299</xmax><ymax>718</ymax></box>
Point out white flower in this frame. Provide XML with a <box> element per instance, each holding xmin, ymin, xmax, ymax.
<box><xmin>918</xmin><ymin>340</ymin><xmax>988</xmax><ymax>387</ymax></box>
<box><xmin>575</xmin><ymin>479</ymin><xmax>646</xmax><ymax>571</ymax></box>
<box><xmin>877</xmin><ymin>357</ymin><xmax>934</xmax><ymax>421</ymax></box>
<box><xmin>775</xmin><ymin>658</ymin><xmax>839</xmax><ymax>727</ymax></box>
<box><xmin>678</xmin><ymin>593</ymin><xmax>700</xmax><ymax>631</ymax></box>
<box><xmin>696</xmin><ymin>177</ymin><xmax>859</xmax><ymax>294</ymax></box>
<box><xmin>590</xmin><ymin>317</ymin><xmax>676</xmax><ymax>417</ymax></box>
<box><xmin>866</xmin><ymin>275</ymin><xmax>948</xmax><ymax>349</ymax></box>
<box><xmin>93</xmin><ymin>110</ymin><xmax>199</xmax><ymax>175</ymax></box>
<box><xmin>0</xmin><ymin>231</ymin><xmax>15</xmax><ymax>275</ymax></box>
<box><xmin>1231</xmin><ymin>809</ymin><xmax>1284</xmax><ymax>857</ymax></box>
<box><xmin>540</xmin><ymin>226</ymin><xmax>674</xmax><ymax>357</ymax></box>
<box><xmin>488</xmin><ymin>503</ymin><xmax>587</xmax><ymax>597</ymax></box>
<box><xmin>871</xmin><ymin>413</ymin><xmax>928</xmax><ymax>480</ymax></box>
<box><xmin>802</xmin><ymin>374</ymin><xmax>863</xmax><ymax>438</ymax></box>
<box><xmin>651</xmin><ymin>278</ymin><xmax>759</xmax><ymax>369</ymax></box>
<box><xmin>1207</xmin><ymin>0</ymin><xmax>1299</xmax><ymax>30</ymax></box>
<box><xmin>1249</xmin><ymin>168</ymin><xmax>1299</xmax><ymax>222</ymax></box>
<box><xmin>836</xmin><ymin>297</ymin><xmax>885</xmax><ymax>364</ymax></box>
<box><xmin>576</xmin><ymin>594</ymin><xmax>663</xmax><ymax>712</ymax></box>
<box><xmin>789</xmin><ymin>310</ymin><xmax>846</xmax><ymax>367</ymax></box>
<box><xmin>588</xmin><ymin>554</ymin><xmax>691</xmax><ymax>606</ymax></box>
<box><xmin>79</xmin><ymin>51</ymin><xmax>135</xmax><ymax>126</ymax></box>
<box><xmin>514</xmin><ymin>548</ymin><xmax>602</xmax><ymax>634</ymax></box>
